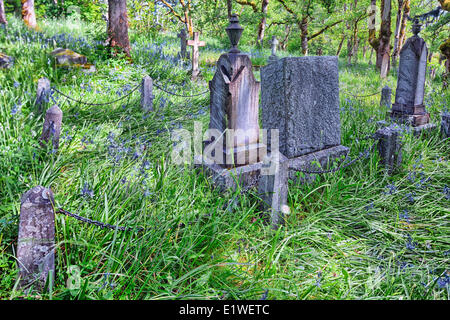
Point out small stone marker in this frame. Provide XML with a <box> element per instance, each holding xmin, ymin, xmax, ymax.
<box><xmin>375</xmin><ymin>125</ymin><xmax>403</xmax><ymax>174</ymax></box>
<box><xmin>36</xmin><ymin>77</ymin><xmax>51</xmax><ymax>112</ymax></box>
<box><xmin>390</xmin><ymin>21</ymin><xmax>431</xmax><ymax>128</ymax></box>
<box><xmin>380</xmin><ymin>85</ymin><xmax>392</xmax><ymax>109</ymax></box>
<box><xmin>187</xmin><ymin>32</ymin><xmax>205</xmax><ymax>80</ymax></box>
<box><xmin>442</xmin><ymin>112</ymin><xmax>450</xmax><ymax>138</ymax></box>
<box><xmin>0</xmin><ymin>52</ymin><xmax>13</xmax><ymax>69</ymax></box>
<box><xmin>177</xmin><ymin>29</ymin><xmax>188</xmax><ymax>59</ymax></box>
<box><xmin>258</xmin><ymin>152</ymin><xmax>289</xmax><ymax>229</ymax></box>
<box><xmin>17</xmin><ymin>186</ymin><xmax>55</xmax><ymax>291</ymax></box>
<box><xmin>267</xmin><ymin>36</ymin><xmax>279</xmax><ymax>64</ymax></box>
<box><xmin>40</xmin><ymin>105</ymin><xmax>63</xmax><ymax>150</ymax></box>
<box><xmin>140</xmin><ymin>76</ymin><xmax>154</xmax><ymax>112</ymax></box>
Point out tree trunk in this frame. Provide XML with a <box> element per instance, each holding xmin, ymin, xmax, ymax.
<box><xmin>398</xmin><ymin>0</ymin><xmax>410</xmax><ymax>54</ymax></box>
<box><xmin>227</xmin><ymin>0</ymin><xmax>232</xmax><ymax>18</ymax></box>
<box><xmin>280</xmin><ymin>24</ymin><xmax>291</xmax><ymax>50</ymax></box>
<box><xmin>378</xmin><ymin>0</ymin><xmax>392</xmax><ymax>77</ymax></box>
<box><xmin>392</xmin><ymin>0</ymin><xmax>403</xmax><ymax>67</ymax></box>
<box><xmin>108</xmin><ymin>0</ymin><xmax>131</xmax><ymax>58</ymax></box>
<box><xmin>21</xmin><ymin>0</ymin><xmax>37</xmax><ymax>29</ymax></box>
<box><xmin>300</xmin><ymin>16</ymin><xmax>308</xmax><ymax>55</ymax></box>
<box><xmin>353</xmin><ymin>37</ymin><xmax>359</xmax><ymax>64</ymax></box>
<box><xmin>347</xmin><ymin>37</ymin><xmax>353</xmax><ymax>65</ymax></box>
<box><xmin>256</xmin><ymin>0</ymin><xmax>269</xmax><ymax>47</ymax></box>
<box><xmin>336</xmin><ymin>35</ymin><xmax>346</xmax><ymax>56</ymax></box>
<box><xmin>0</xmin><ymin>0</ymin><xmax>7</xmax><ymax>25</ymax></box>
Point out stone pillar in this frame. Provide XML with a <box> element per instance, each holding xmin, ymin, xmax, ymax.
<box><xmin>442</xmin><ymin>112</ymin><xmax>450</xmax><ymax>138</ymax></box>
<box><xmin>36</xmin><ymin>77</ymin><xmax>51</xmax><ymax>112</ymax></box>
<box><xmin>177</xmin><ymin>29</ymin><xmax>187</xmax><ymax>59</ymax></box>
<box><xmin>17</xmin><ymin>186</ymin><xmax>55</xmax><ymax>291</ymax></box>
<box><xmin>375</xmin><ymin>125</ymin><xmax>403</xmax><ymax>174</ymax></box>
<box><xmin>40</xmin><ymin>105</ymin><xmax>63</xmax><ymax>150</ymax></box>
<box><xmin>258</xmin><ymin>152</ymin><xmax>289</xmax><ymax>229</ymax></box>
<box><xmin>140</xmin><ymin>76</ymin><xmax>154</xmax><ymax>112</ymax></box>
<box><xmin>380</xmin><ymin>85</ymin><xmax>392</xmax><ymax>109</ymax></box>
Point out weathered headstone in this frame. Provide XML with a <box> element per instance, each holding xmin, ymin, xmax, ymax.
<box><xmin>267</xmin><ymin>36</ymin><xmax>279</xmax><ymax>64</ymax></box>
<box><xmin>380</xmin><ymin>85</ymin><xmax>392</xmax><ymax>109</ymax></box>
<box><xmin>17</xmin><ymin>186</ymin><xmax>55</xmax><ymax>291</ymax></box>
<box><xmin>258</xmin><ymin>152</ymin><xmax>289</xmax><ymax>229</ymax></box>
<box><xmin>177</xmin><ymin>29</ymin><xmax>188</xmax><ymax>59</ymax></box>
<box><xmin>261</xmin><ymin>56</ymin><xmax>349</xmax><ymax>181</ymax></box>
<box><xmin>206</xmin><ymin>14</ymin><xmax>263</xmax><ymax>167</ymax></box>
<box><xmin>36</xmin><ymin>77</ymin><xmax>51</xmax><ymax>112</ymax></box>
<box><xmin>390</xmin><ymin>21</ymin><xmax>432</xmax><ymax>128</ymax></box>
<box><xmin>140</xmin><ymin>76</ymin><xmax>154</xmax><ymax>112</ymax></box>
<box><xmin>442</xmin><ymin>112</ymin><xmax>450</xmax><ymax>138</ymax></box>
<box><xmin>375</xmin><ymin>125</ymin><xmax>403</xmax><ymax>174</ymax></box>
<box><xmin>40</xmin><ymin>105</ymin><xmax>63</xmax><ymax>150</ymax></box>
<box><xmin>50</xmin><ymin>48</ymin><xmax>96</xmax><ymax>72</ymax></box>
<box><xmin>0</xmin><ymin>52</ymin><xmax>13</xmax><ymax>69</ymax></box>
<box><xmin>187</xmin><ymin>32</ymin><xmax>205</xmax><ymax>80</ymax></box>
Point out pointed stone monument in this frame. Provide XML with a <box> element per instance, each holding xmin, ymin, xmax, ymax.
<box><xmin>389</xmin><ymin>19</ymin><xmax>436</xmax><ymax>134</ymax></box>
<box><xmin>177</xmin><ymin>29</ymin><xmax>188</xmax><ymax>60</ymax></box>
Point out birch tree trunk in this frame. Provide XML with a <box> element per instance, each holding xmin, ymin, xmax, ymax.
<box><xmin>108</xmin><ymin>0</ymin><xmax>131</xmax><ymax>58</ymax></box>
<box><xmin>21</xmin><ymin>0</ymin><xmax>37</xmax><ymax>29</ymax></box>
<box><xmin>0</xmin><ymin>0</ymin><xmax>7</xmax><ymax>25</ymax></box>
<box><xmin>256</xmin><ymin>0</ymin><xmax>270</xmax><ymax>47</ymax></box>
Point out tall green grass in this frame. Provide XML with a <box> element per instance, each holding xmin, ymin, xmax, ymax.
<box><xmin>0</xmin><ymin>16</ymin><xmax>448</xmax><ymax>300</ymax></box>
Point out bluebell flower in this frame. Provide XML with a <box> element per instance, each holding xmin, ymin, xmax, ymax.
<box><xmin>81</xmin><ymin>183</ymin><xmax>94</xmax><ymax>198</ymax></box>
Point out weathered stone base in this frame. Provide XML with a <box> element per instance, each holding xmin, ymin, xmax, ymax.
<box><xmin>194</xmin><ymin>155</ymin><xmax>263</xmax><ymax>192</ymax></box>
<box><xmin>387</xmin><ymin>110</ymin><xmax>430</xmax><ymax>127</ymax></box>
<box><xmin>286</xmin><ymin>145</ymin><xmax>350</xmax><ymax>183</ymax></box>
<box><xmin>410</xmin><ymin>123</ymin><xmax>438</xmax><ymax>136</ymax></box>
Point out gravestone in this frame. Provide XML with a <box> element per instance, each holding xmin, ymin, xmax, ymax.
<box><xmin>0</xmin><ymin>52</ymin><xmax>13</xmax><ymax>69</ymax></box>
<box><xmin>50</xmin><ymin>48</ymin><xmax>96</xmax><ymax>72</ymax></box>
<box><xmin>389</xmin><ymin>20</ymin><xmax>434</xmax><ymax>131</ymax></box>
<box><xmin>380</xmin><ymin>85</ymin><xmax>392</xmax><ymax>109</ymax></box>
<box><xmin>261</xmin><ymin>56</ymin><xmax>349</xmax><ymax>181</ymax></box>
<box><xmin>442</xmin><ymin>112</ymin><xmax>450</xmax><ymax>138</ymax></box>
<box><xmin>196</xmin><ymin>14</ymin><xmax>267</xmax><ymax>191</ymax></box>
<box><xmin>267</xmin><ymin>36</ymin><xmax>279</xmax><ymax>64</ymax></box>
<box><xmin>375</xmin><ymin>125</ymin><xmax>403</xmax><ymax>174</ymax></box>
<box><xmin>17</xmin><ymin>186</ymin><xmax>55</xmax><ymax>291</ymax></box>
<box><xmin>36</xmin><ymin>77</ymin><xmax>51</xmax><ymax>112</ymax></box>
<box><xmin>140</xmin><ymin>76</ymin><xmax>154</xmax><ymax>112</ymax></box>
<box><xmin>40</xmin><ymin>105</ymin><xmax>63</xmax><ymax>150</ymax></box>
<box><xmin>187</xmin><ymin>32</ymin><xmax>205</xmax><ymax>80</ymax></box>
<box><xmin>177</xmin><ymin>29</ymin><xmax>188</xmax><ymax>59</ymax></box>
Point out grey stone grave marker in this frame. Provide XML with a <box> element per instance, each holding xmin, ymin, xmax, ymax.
<box><xmin>375</xmin><ymin>125</ymin><xmax>403</xmax><ymax>174</ymax></box>
<box><xmin>17</xmin><ymin>186</ymin><xmax>55</xmax><ymax>291</ymax></box>
<box><xmin>177</xmin><ymin>29</ymin><xmax>188</xmax><ymax>59</ymax></box>
<box><xmin>389</xmin><ymin>20</ymin><xmax>436</xmax><ymax>133</ymax></box>
<box><xmin>140</xmin><ymin>76</ymin><xmax>154</xmax><ymax>112</ymax></box>
<box><xmin>40</xmin><ymin>105</ymin><xmax>63</xmax><ymax>150</ymax></box>
<box><xmin>36</xmin><ymin>77</ymin><xmax>51</xmax><ymax>112</ymax></box>
<box><xmin>380</xmin><ymin>85</ymin><xmax>392</xmax><ymax>109</ymax></box>
<box><xmin>442</xmin><ymin>112</ymin><xmax>450</xmax><ymax>138</ymax></box>
<box><xmin>267</xmin><ymin>36</ymin><xmax>279</xmax><ymax>64</ymax></box>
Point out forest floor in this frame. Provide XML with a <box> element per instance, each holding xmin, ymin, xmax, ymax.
<box><xmin>0</xmin><ymin>17</ymin><xmax>449</xmax><ymax>300</ymax></box>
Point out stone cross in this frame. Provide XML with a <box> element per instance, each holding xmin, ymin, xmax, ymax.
<box><xmin>177</xmin><ymin>29</ymin><xmax>188</xmax><ymax>59</ymax></box>
<box><xmin>187</xmin><ymin>32</ymin><xmax>205</xmax><ymax>80</ymax></box>
<box><xmin>267</xmin><ymin>36</ymin><xmax>279</xmax><ymax>64</ymax></box>
<box><xmin>40</xmin><ymin>105</ymin><xmax>63</xmax><ymax>151</ymax></box>
<box><xmin>17</xmin><ymin>186</ymin><xmax>55</xmax><ymax>291</ymax></box>
<box><xmin>140</xmin><ymin>76</ymin><xmax>154</xmax><ymax>112</ymax></box>
<box><xmin>390</xmin><ymin>21</ymin><xmax>430</xmax><ymax>127</ymax></box>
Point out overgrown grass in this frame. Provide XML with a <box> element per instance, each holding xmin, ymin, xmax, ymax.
<box><xmin>0</xmin><ymin>16</ymin><xmax>448</xmax><ymax>300</ymax></box>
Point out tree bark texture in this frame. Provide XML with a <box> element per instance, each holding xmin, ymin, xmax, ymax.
<box><xmin>108</xmin><ymin>0</ymin><xmax>131</xmax><ymax>57</ymax></box>
<box><xmin>21</xmin><ymin>0</ymin><xmax>37</xmax><ymax>29</ymax></box>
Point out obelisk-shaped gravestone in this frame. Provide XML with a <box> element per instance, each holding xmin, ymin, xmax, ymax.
<box><xmin>177</xmin><ymin>29</ymin><xmax>188</xmax><ymax>59</ymax></box>
<box><xmin>390</xmin><ymin>20</ymin><xmax>430</xmax><ymax>127</ymax></box>
<box><xmin>206</xmin><ymin>14</ymin><xmax>264</xmax><ymax>167</ymax></box>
